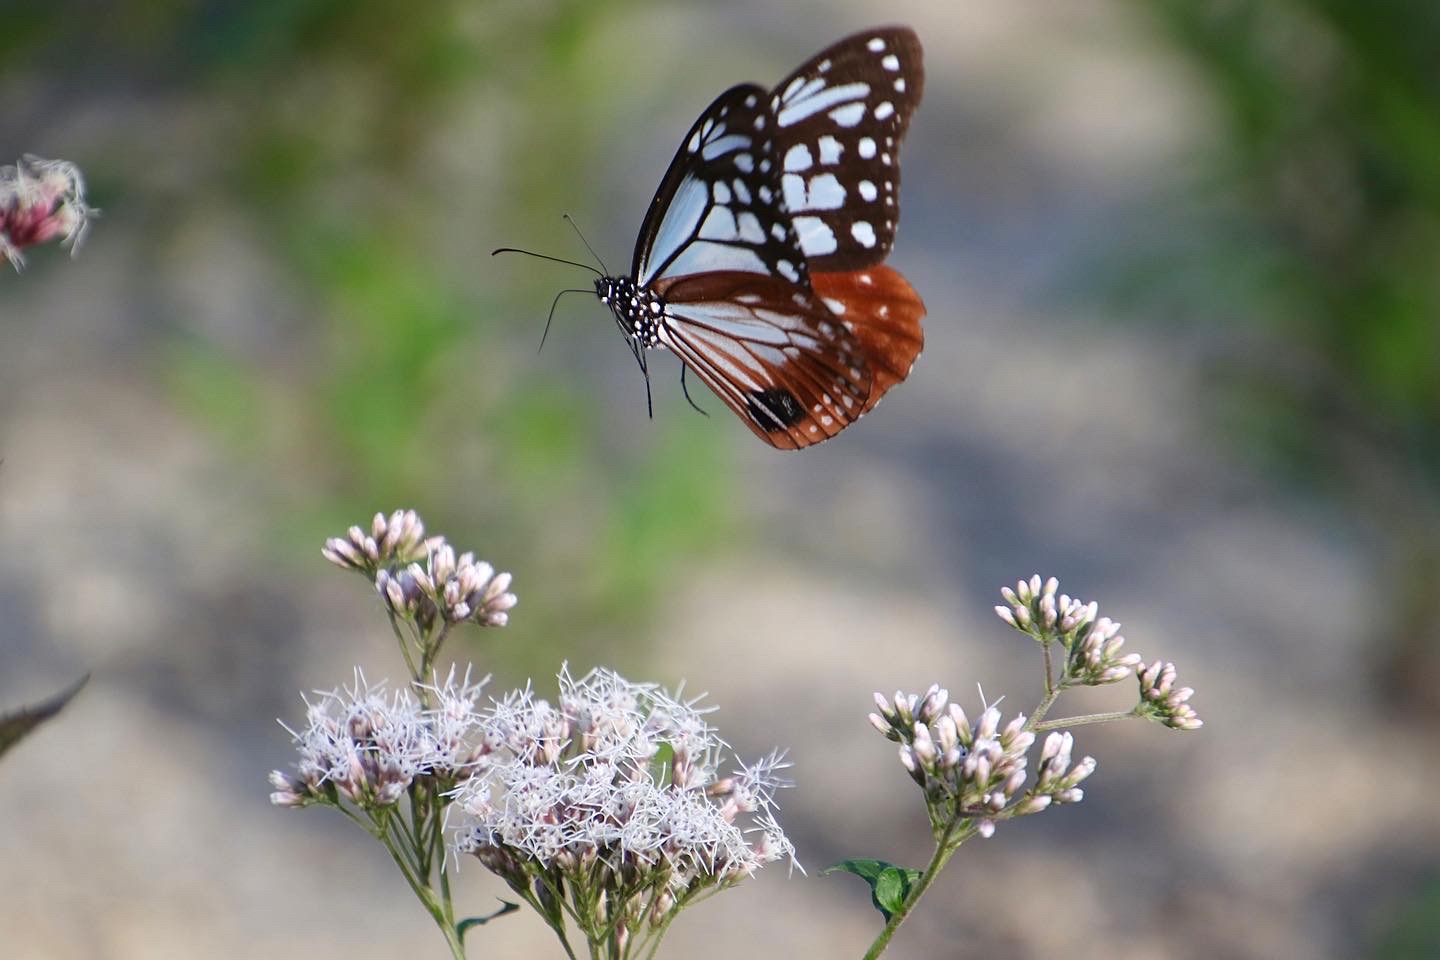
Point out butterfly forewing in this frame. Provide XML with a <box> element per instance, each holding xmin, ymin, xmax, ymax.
<box><xmin>634</xmin><ymin>84</ymin><xmax>810</xmax><ymax>289</ymax></box>
<box><xmin>767</xmin><ymin>26</ymin><xmax>924</xmax><ymax>271</ymax></box>
<box><xmin>654</xmin><ymin>272</ymin><xmax>874</xmax><ymax>449</ymax></box>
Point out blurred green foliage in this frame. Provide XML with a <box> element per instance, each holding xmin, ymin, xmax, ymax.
<box><xmin>3</xmin><ymin>0</ymin><xmax>737</xmax><ymax>676</ymax></box>
<box><xmin>1118</xmin><ymin>0</ymin><xmax>1440</xmax><ymax>722</ymax></box>
<box><xmin>1123</xmin><ymin>0</ymin><xmax>1440</xmax><ymax>498</ymax></box>
<box><xmin>1377</xmin><ymin>875</ymin><xmax>1440</xmax><ymax>960</ymax></box>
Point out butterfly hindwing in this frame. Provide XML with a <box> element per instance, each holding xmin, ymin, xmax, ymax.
<box><xmin>633</xmin><ymin>84</ymin><xmax>810</xmax><ymax>290</ymax></box>
<box><xmin>810</xmin><ymin>265</ymin><xmax>925</xmax><ymax>415</ymax></box>
<box><xmin>766</xmin><ymin>26</ymin><xmax>924</xmax><ymax>271</ymax></box>
<box><xmin>654</xmin><ymin>271</ymin><xmax>873</xmax><ymax>449</ymax></box>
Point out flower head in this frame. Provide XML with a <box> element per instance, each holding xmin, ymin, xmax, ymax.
<box><xmin>271</xmin><ymin>667</ymin><xmax>489</xmax><ymax>810</ymax></box>
<box><xmin>450</xmin><ymin>667</ymin><xmax>795</xmax><ymax>940</ymax></box>
<box><xmin>1136</xmin><ymin>660</ymin><xmax>1203</xmax><ymax>730</ymax></box>
<box><xmin>1</xmin><ymin>156</ymin><xmax>93</xmax><ymax>270</ymax></box>
<box><xmin>996</xmin><ymin>575</ymin><xmax>1141</xmax><ymax>685</ymax></box>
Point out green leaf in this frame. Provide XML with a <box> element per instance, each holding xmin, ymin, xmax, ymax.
<box><xmin>0</xmin><ymin>674</ymin><xmax>89</xmax><ymax>761</ymax></box>
<box><xmin>456</xmin><ymin>900</ymin><xmax>519</xmax><ymax>940</ymax></box>
<box><xmin>823</xmin><ymin>858</ymin><xmax>923</xmax><ymax>921</ymax></box>
<box><xmin>649</xmin><ymin>741</ymin><xmax>675</xmax><ymax>787</ymax></box>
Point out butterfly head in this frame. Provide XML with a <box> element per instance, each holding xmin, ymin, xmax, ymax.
<box><xmin>595</xmin><ymin>275</ymin><xmax>665</xmax><ymax>349</ymax></box>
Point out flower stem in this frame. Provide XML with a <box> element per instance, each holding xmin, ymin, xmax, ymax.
<box><xmin>1034</xmin><ymin>708</ymin><xmax>1139</xmax><ymax>731</ymax></box>
<box><xmin>860</xmin><ymin>819</ymin><xmax>964</xmax><ymax>960</ymax></box>
<box><xmin>374</xmin><ymin>816</ymin><xmax>466</xmax><ymax>958</ymax></box>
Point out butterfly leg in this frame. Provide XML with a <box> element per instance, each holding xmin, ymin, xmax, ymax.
<box><xmin>679</xmin><ymin>363</ymin><xmax>710</xmax><ymax>417</ymax></box>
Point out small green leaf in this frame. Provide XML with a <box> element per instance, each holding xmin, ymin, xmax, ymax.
<box><xmin>823</xmin><ymin>858</ymin><xmax>923</xmax><ymax>921</ymax></box>
<box><xmin>649</xmin><ymin>741</ymin><xmax>675</xmax><ymax>786</ymax></box>
<box><xmin>456</xmin><ymin>900</ymin><xmax>519</xmax><ymax>939</ymax></box>
<box><xmin>0</xmin><ymin>674</ymin><xmax>89</xmax><ymax>762</ymax></box>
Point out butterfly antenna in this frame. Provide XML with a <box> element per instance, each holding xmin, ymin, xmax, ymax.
<box><xmin>679</xmin><ymin>363</ymin><xmax>709</xmax><ymax>417</ymax></box>
<box><xmin>492</xmin><ymin>247</ymin><xmax>602</xmax><ymax>277</ymax></box>
<box><xmin>540</xmin><ymin>288</ymin><xmax>592</xmax><ymax>353</ymax></box>
<box><xmin>563</xmin><ymin>214</ymin><xmax>610</xmax><ymax>276</ymax></box>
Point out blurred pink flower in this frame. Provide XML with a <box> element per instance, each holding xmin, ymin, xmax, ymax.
<box><xmin>1</xmin><ymin>155</ymin><xmax>93</xmax><ymax>270</ymax></box>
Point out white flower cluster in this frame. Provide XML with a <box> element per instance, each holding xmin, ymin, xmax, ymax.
<box><xmin>323</xmin><ymin>509</ymin><xmax>439</xmax><ymax>574</ymax></box>
<box><xmin>869</xmin><ymin>686</ymin><xmax>1095</xmax><ymax>839</ymax></box>
<box><xmin>1136</xmin><ymin>660</ymin><xmax>1203</xmax><ymax>730</ymax></box>
<box><xmin>323</xmin><ymin>510</ymin><xmax>517</xmax><ymax>629</ymax></box>
<box><xmin>451</xmin><ymin>668</ymin><xmax>796</xmax><ymax>908</ymax></box>
<box><xmin>997</xmin><ymin>575</ymin><xmax>1143</xmax><ymax>685</ymax></box>
<box><xmin>1</xmin><ymin>155</ymin><xmax>92</xmax><ymax>270</ymax></box>
<box><xmin>378</xmin><ymin>543</ymin><xmax>516</xmax><ymax>628</ymax></box>
<box><xmin>269</xmin><ymin>667</ymin><xmax>488</xmax><ymax>808</ymax></box>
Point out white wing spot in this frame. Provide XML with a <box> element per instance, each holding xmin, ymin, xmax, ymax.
<box><xmin>858</xmin><ymin>137</ymin><xmax>877</xmax><ymax>159</ymax></box>
<box><xmin>702</xmin><ymin>133</ymin><xmax>749</xmax><ymax>160</ymax></box>
<box><xmin>882</xmin><ymin>54</ymin><xmax>900</xmax><ymax>71</ymax></box>
<box><xmin>784</xmin><ymin>143</ymin><xmax>814</xmax><ymax>172</ymax></box>
<box><xmin>782</xmin><ymin>173</ymin><xmax>807</xmax><ymax>210</ymax></box>
<box><xmin>759</xmin><ymin>185</ymin><xmax>773</xmax><ymax>203</ymax></box>
<box><xmin>687</xmin><ymin>132</ymin><xmax>701</xmax><ymax>152</ymax></box>
<box><xmin>859</xmin><ymin>180</ymin><xmax>877</xmax><ymax>201</ymax></box>
<box><xmin>875</xmin><ymin>101</ymin><xmax>895</xmax><ymax>120</ymax></box>
<box><xmin>783</xmin><ymin>76</ymin><xmax>806</xmax><ymax>99</ymax></box>
<box><xmin>778</xmin><ymin>81</ymin><xmax>871</xmax><ymax>127</ymax></box>
<box><xmin>794</xmin><ymin>215</ymin><xmax>837</xmax><ymax>256</ymax></box>
<box><xmin>713</xmin><ymin>181</ymin><xmax>731</xmax><ymax>204</ymax></box>
<box><xmin>808</xmin><ymin>424</ymin><xmax>820</xmax><ymax>434</ymax></box>
<box><xmin>806</xmin><ymin>173</ymin><xmax>846</xmax><ymax>209</ymax></box>
<box><xmin>842</xmin><ymin>394</ymin><xmax>856</xmax><ymax>408</ymax></box>
<box><xmin>829</xmin><ymin>102</ymin><xmax>867</xmax><ymax>127</ymax></box>
<box><xmin>776</xmin><ymin>259</ymin><xmax>800</xmax><ymax>282</ymax></box>
<box><xmin>894</xmin><ymin>78</ymin><xmax>907</xmax><ymax>92</ymax></box>
<box><xmin>734</xmin><ymin>153</ymin><xmax>754</xmax><ymax>173</ymax></box>
<box><xmin>821</xmin><ymin>414</ymin><xmax>835</xmax><ymax>427</ymax></box>
<box><xmin>822</xmin><ymin>298</ymin><xmax>845</xmax><ymax>315</ymax></box>
<box><xmin>744</xmin><ymin>94</ymin><xmax>758</xmax><ymax>108</ymax></box>
<box><xmin>817</xmin><ymin>135</ymin><xmax>843</xmax><ymax>164</ymax></box>
<box><xmin>771</xmin><ymin>222</ymin><xmax>786</xmax><ymax>240</ymax></box>
<box><xmin>759</xmin><ymin>159</ymin><xmax>772</xmax><ymax>173</ymax></box>
<box><xmin>818</xmin><ymin>58</ymin><xmax>832</xmax><ymax>73</ymax></box>
<box><xmin>867</xmin><ymin>37</ymin><xmax>885</xmax><ymax>52</ymax></box>
<box><xmin>732</xmin><ymin>179</ymin><xmax>752</xmax><ymax>204</ymax></box>
<box><xmin>858</xmin><ymin>272</ymin><xmax>875</xmax><ymax>286</ymax></box>
<box><xmin>851</xmin><ymin>221</ymin><xmax>877</xmax><ymax>247</ymax></box>
<box><xmin>881</xmin><ymin>153</ymin><xmax>893</xmax><ymax>166</ymax></box>
<box><xmin>650</xmin><ymin>301</ymin><xmax>662</xmax><ymax>313</ymax></box>
<box><xmin>878</xmin><ymin>304</ymin><xmax>890</xmax><ymax>318</ymax></box>
<box><xmin>755</xmin><ymin>115</ymin><xmax>766</xmax><ymax>130</ymax></box>
<box><xmin>736</xmin><ymin>211</ymin><xmax>765</xmax><ymax>244</ymax></box>
<box><xmin>812</xmin><ymin>403</ymin><xmax>822</xmax><ymax>414</ymax></box>
<box><xmin>699</xmin><ymin>205</ymin><xmax>738</xmax><ymax>241</ymax></box>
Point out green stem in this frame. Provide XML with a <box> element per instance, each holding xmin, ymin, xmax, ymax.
<box><xmin>375</xmin><ymin>817</ymin><xmax>466</xmax><ymax>959</ymax></box>
<box><xmin>860</xmin><ymin>819</ymin><xmax>968</xmax><ymax>960</ymax></box>
<box><xmin>1034</xmin><ymin>708</ymin><xmax>1139</xmax><ymax>731</ymax></box>
<box><xmin>386</xmin><ymin>610</ymin><xmax>423</xmax><ymax>684</ymax></box>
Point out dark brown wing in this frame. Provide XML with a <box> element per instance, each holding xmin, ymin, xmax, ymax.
<box><xmin>765</xmin><ymin>26</ymin><xmax>925</xmax><ymax>271</ymax></box>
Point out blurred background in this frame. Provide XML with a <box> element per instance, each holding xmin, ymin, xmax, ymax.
<box><xmin>2</xmin><ymin>0</ymin><xmax>1438</xmax><ymax>957</ymax></box>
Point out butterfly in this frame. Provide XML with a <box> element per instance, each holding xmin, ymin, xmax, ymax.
<box><xmin>516</xmin><ymin>27</ymin><xmax>926</xmax><ymax>450</ymax></box>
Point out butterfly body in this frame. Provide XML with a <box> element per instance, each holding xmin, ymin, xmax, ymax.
<box><xmin>586</xmin><ymin>27</ymin><xmax>927</xmax><ymax>449</ymax></box>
